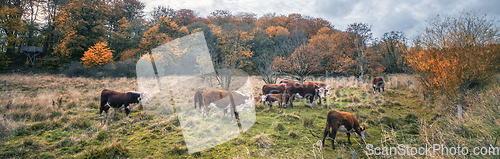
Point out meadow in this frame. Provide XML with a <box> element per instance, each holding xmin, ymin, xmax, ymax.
<box><xmin>0</xmin><ymin>73</ymin><xmax>499</xmax><ymax>158</ymax></box>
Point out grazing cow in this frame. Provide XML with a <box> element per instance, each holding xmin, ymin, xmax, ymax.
<box><xmin>194</xmin><ymin>90</ymin><xmax>204</xmax><ymax>109</ymax></box>
<box><xmin>202</xmin><ymin>89</ymin><xmax>251</xmax><ymax>122</ymax></box>
<box><xmin>99</xmin><ymin>89</ymin><xmax>150</xmax><ymax>118</ymax></box>
<box><xmin>322</xmin><ymin>111</ymin><xmax>366</xmax><ymax>150</ymax></box>
<box><xmin>372</xmin><ymin>77</ymin><xmax>385</xmax><ymax>94</ymax></box>
<box><xmin>263</xmin><ymin>93</ymin><xmax>284</xmax><ymax>112</ymax></box>
<box><xmin>262</xmin><ymin>84</ymin><xmax>286</xmax><ymax>95</ymax></box>
<box><xmin>284</xmin><ymin>82</ymin><xmax>319</xmax><ymax>109</ymax></box>
<box><xmin>254</xmin><ymin>95</ymin><xmax>264</xmax><ymax>104</ymax></box>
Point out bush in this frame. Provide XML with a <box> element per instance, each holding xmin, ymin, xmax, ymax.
<box><xmin>62</xmin><ymin>59</ymin><xmax>137</xmax><ymax>78</ymax></box>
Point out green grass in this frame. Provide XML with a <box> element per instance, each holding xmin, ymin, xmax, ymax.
<box><xmin>1</xmin><ymin>74</ymin><xmax>498</xmax><ymax>158</ymax></box>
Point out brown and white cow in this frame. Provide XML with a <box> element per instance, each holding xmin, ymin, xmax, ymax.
<box><xmin>311</xmin><ymin>82</ymin><xmax>332</xmax><ymax>105</ymax></box>
<box><xmin>284</xmin><ymin>82</ymin><xmax>320</xmax><ymax>109</ymax></box>
<box><xmin>372</xmin><ymin>77</ymin><xmax>385</xmax><ymax>95</ymax></box>
<box><xmin>263</xmin><ymin>93</ymin><xmax>284</xmax><ymax>112</ymax></box>
<box><xmin>194</xmin><ymin>90</ymin><xmax>203</xmax><ymax>109</ymax></box>
<box><xmin>99</xmin><ymin>89</ymin><xmax>150</xmax><ymax>118</ymax></box>
<box><xmin>202</xmin><ymin>89</ymin><xmax>251</xmax><ymax>122</ymax></box>
<box><xmin>322</xmin><ymin>111</ymin><xmax>366</xmax><ymax>150</ymax></box>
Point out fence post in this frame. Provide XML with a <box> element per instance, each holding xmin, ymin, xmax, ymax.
<box><xmin>352</xmin><ymin>151</ymin><xmax>355</xmax><ymax>159</ymax></box>
<box><xmin>457</xmin><ymin>105</ymin><xmax>462</xmax><ymax>121</ymax></box>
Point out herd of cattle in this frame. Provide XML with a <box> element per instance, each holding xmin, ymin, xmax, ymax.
<box><xmin>99</xmin><ymin>77</ymin><xmax>385</xmax><ymax>150</ymax></box>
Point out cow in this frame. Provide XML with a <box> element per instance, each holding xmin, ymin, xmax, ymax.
<box><xmin>194</xmin><ymin>90</ymin><xmax>204</xmax><ymax>109</ymax></box>
<box><xmin>202</xmin><ymin>89</ymin><xmax>251</xmax><ymax>122</ymax></box>
<box><xmin>263</xmin><ymin>93</ymin><xmax>284</xmax><ymax>112</ymax></box>
<box><xmin>322</xmin><ymin>111</ymin><xmax>366</xmax><ymax>150</ymax></box>
<box><xmin>99</xmin><ymin>89</ymin><xmax>150</xmax><ymax>118</ymax></box>
<box><xmin>254</xmin><ymin>95</ymin><xmax>264</xmax><ymax>104</ymax></box>
<box><xmin>262</xmin><ymin>84</ymin><xmax>286</xmax><ymax>95</ymax></box>
<box><xmin>372</xmin><ymin>77</ymin><xmax>385</xmax><ymax>95</ymax></box>
<box><xmin>284</xmin><ymin>82</ymin><xmax>320</xmax><ymax>109</ymax></box>
<box><xmin>311</xmin><ymin>82</ymin><xmax>332</xmax><ymax>105</ymax></box>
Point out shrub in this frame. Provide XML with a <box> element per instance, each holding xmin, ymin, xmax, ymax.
<box><xmin>81</xmin><ymin>42</ymin><xmax>113</xmax><ymax>67</ymax></box>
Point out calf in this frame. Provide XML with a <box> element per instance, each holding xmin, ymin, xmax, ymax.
<box><xmin>372</xmin><ymin>77</ymin><xmax>385</xmax><ymax>94</ymax></box>
<box><xmin>263</xmin><ymin>94</ymin><xmax>284</xmax><ymax>113</ymax></box>
<box><xmin>322</xmin><ymin>111</ymin><xmax>366</xmax><ymax>150</ymax></box>
<box><xmin>99</xmin><ymin>89</ymin><xmax>150</xmax><ymax>118</ymax></box>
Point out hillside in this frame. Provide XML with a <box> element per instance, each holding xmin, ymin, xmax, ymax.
<box><xmin>0</xmin><ymin>74</ymin><xmax>498</xmax><ymax>158</ymax></box>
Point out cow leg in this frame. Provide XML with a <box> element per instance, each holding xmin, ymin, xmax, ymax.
<box><xmin>330</xmin><ymin>127</ymin><xmax>338</xmax><ymax>150</ymax></box>
<box><xmin>382</xmin><ymin>87</ymin><xmax>385</xmax><ymax>95</ymax></box>
<box><xmin>290</xmin><ymin>94</ymin><xmax>295</xmax><ymax>109</ymax></box>
<box><xmin>99</xmin><ymin>99</ymin><xmax>107</xmax><ymax>117</ymax></box>
<box><xmin>346</xmin><ymin>133</ymin><xmax>351</xmax><ymax>144</ymax></box>
<box><xmin>125</xmin><ymin>106</ymin><xmax>130</xmax><ymax>117</ymax></box>
<box><xmin>322</xmin><ymin>124</ymin><xmax>330</xmax><ymax>148</ymax></box>
<box><xmin>278</xmin><ymin>102</ymin><xmax>282</xmax><ymax>113</ymax></box>
<box><xmin>308</xmin><ymin>94</ymin><xmax>315</xmax><ymax>109</ymax></box>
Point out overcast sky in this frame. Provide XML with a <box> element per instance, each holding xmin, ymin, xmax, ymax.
<box><xmin>141</xmin><ymin>0</ymin><xmax>500</xmax><ymax>39</ymax></box>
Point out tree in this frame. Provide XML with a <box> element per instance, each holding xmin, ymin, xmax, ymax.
<box><xmin>272</xmin><ymin>44</ymin><xmax>324</xmax><ymax>82</ymax></box>
<box><xmin>52</xmin><ymin>0</ymin><xmax>110</xmax><ymax>63</ymax></box>
<box><xmin>150</xmin><ymin>5</ymin><xmax>176</xmax><ymax>24</ymax></box>
<box><xmin>377</xmin><ymin>31</ymin><xmax>409</xmax><ymax>73</ymax></box>
<box><xmin>407</xmin><ymin>11</ymin><xmax>500</xmax><ymax>99</ymax></box>
<box><xmin>347</xmin><ymin>23</ymin><xmax>373</xmax><ymax>80</ymax></box>
<box><xmin>81</xmin><ymin>41</ymin><xmax>113</xmax><ymax>67</ymax></box>
<box><xmin>0</xmin><ymin>5</ymin><xmax>25</xmax><ymax>55</ymax></box>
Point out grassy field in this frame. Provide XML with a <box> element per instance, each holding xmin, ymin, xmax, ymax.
<box><xmin>0</xmin><ymin>73</ymin><xmax>498</xmax><ymax>158</ymax></box>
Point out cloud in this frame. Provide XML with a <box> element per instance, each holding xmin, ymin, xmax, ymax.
<box><xmin>141</xmin><ymin>0</ymin><xmax>500</xmax><ymax>39</ymax></box>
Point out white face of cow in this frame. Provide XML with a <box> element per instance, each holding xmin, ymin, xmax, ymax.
<box><xmin>139</xmin><ymin>92</ymin><xmax>151</xmax><ymax>104</ymax></box>
<box><xmin>358</xmin><ymin>126</ymin><xmax>366</xmax><ymax>141</ymax></box>
<box><xmin>317</xmin><ymin>87</ymin><xmax>327</xmax><ymax>99</ymax></box>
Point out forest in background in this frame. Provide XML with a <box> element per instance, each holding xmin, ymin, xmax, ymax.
<box><xmin>1</xmin><ymin>0</ymin><xmax>500</xmax><ymax>99</ymax></box>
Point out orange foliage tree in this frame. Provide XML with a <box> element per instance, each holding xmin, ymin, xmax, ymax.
<box><xmin>407</xmin><ymin>11</ymin><xmax>500</xmax><ymax>98</ymax></box>
<box><xmin>272</xmin><ymin>44</ymin><xmax>324</xmax><ymax>82</ymax></box>
<box><xmin>81</xmin><ymin>42</ymin><xmax>114</xmax><ymax>67</ymax></box>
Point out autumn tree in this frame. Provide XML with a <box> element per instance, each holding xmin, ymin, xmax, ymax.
<box><xmin>52</xmin><ymin>0</ymin><xmax>110</xmax><ymax>63</ymax></box>
<box><xmin>81</xmin><ymin>41</ymin><xmax>113</xmax><ymax>67</ymax></box>
<box><xmin>0</xmin><ymin>5</ymin><xmax>25</xmax><ymax>55</ymax></box>
<box><xmin>408</xmin><ymin>11</ymin><xmax>500</xmax><ymax>99</ymax></box>
<box><xmin>139</xmin><ymin>17</ymin><xmax>188</xmax><ymax>54</ymax></box>
<box><xmin>272</xmin><ymin>44</ymin><xmax>324</xmax><ymax>82</ymax></box>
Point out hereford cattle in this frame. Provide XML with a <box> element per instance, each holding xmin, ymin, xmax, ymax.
<box><xmin>284</xmin><ymin>82</ymin><xmax>320</xmax><ymax>109</ymax></box>
<box><xmin>311</xmin><ymin>82</ymin><xmax>332</xmax><ymax>105</ymax></box>
<box><xmin>372</xmin><ymin>77</ymin><xmax>385</xmax><ymax>94</ymax></box>
<box><xmin>99</xmin><ymin>89</ymin><xmax>150</xmax><ymax>118</ymax></box>
<box><xmin>262</xmin><ymin>84</ymin><xmax>286</xmax><ymax>95</ymax></box>
<box><xmin>202</xmin><ymin>89</ymin><xmax>251</xmax><ymax>122</ymax></box>
<box><xmin>254</xmin><ymin>95</ymin><xmax>264</xmax><ymax>104</ymax></box>
<box><xmin>263</xmin><ymin>93</ymin><xmax>284</xmax><ymax>112</ymax></box>
<box><xmin>322</xmin><ymin>111</ymin><xmax>366</xmax><ymax>150</ymax></box>
<box><xmin>194</xmin><ymin>90</ymin><xmax>204</xmax><ymax>109</ymax></box>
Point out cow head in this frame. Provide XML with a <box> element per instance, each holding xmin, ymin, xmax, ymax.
<box><xmin>233</xmin><ymin>91</ymin><xmax>253</xmax><ymax>112</ymax></box>
<box><xmin>357</xmin><ymin>126</ymin><xmax>367</xmax><ymax>142</ymax></box>
<box><xmin>139</xmin><ymin>92</ymin><xmax>151</xmax><ymax>104</ymax></box>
